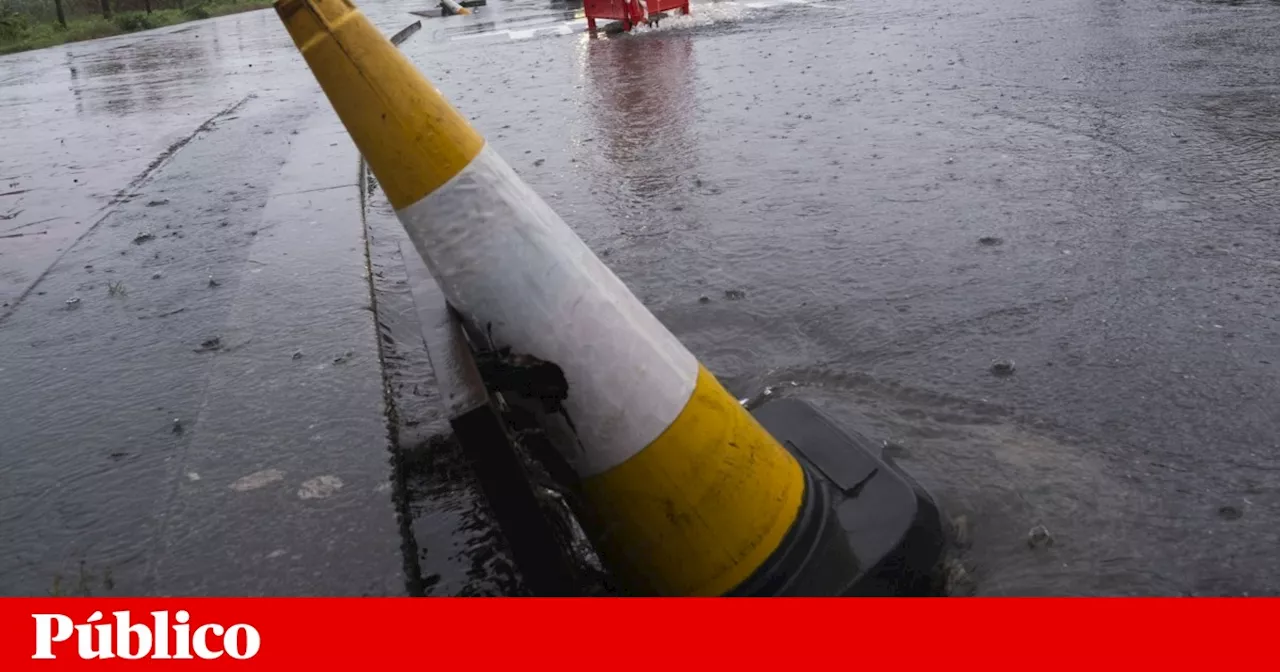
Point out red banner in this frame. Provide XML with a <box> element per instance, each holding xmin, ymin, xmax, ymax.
<box><xmin>0</xmin><ymin>598</ymin><xmax>1272</xmax><ymax>668</ymax></box>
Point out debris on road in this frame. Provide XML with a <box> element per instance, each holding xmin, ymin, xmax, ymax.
<box><xmin>882</xmin><ymin>437</ymin><xmax>908</xmax><ymax>458</ymax></box>
<box><xmin>195</xmin><ymin>337</ymin><xmax>222</xmax><ymax>353</ymax></box>
<box><xmin>390</xmin><ymin>20</ymin><xmax>422</xmax><ymax>46</ymax></box>
<box><xmin>1027</xmin><ymin>524</ymin><xmax>1054</xmax><ymax>549</ymax></box>
<box><xmin>142</xmin><ymin>307</ymin><xmax>186</xmax><ymax>320</ymax></box>
<box><xmin>297</xmin><ymin>475</ymin><xmax>344</xmax><ymax>500</ymax></box>
<box><xmin>1218</xmin><ymin>505</ymin><xmax>1243</xmax><ymax>521</ymax></box>
<box><xmin>950</xmin><ymin>514</ymin><xmax>971</xmax><ymax>548</ymax></box>
<box><xmin>990</xmin><ymin>358</ymin><xmax>1016</xmax><ymax>376</ymax></box>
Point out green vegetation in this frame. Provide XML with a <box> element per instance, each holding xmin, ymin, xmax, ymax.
<box><xmin>0</xmin><ymin>0</ymin><xmax>271</xmax><ymax>55</ymax></box>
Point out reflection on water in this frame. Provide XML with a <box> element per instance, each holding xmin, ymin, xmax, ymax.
<box><xmin>67</xmin><ymin>35</ymin><xmax>213</xmax><ymax>118</ymax></box>
<box><xmin>0</xmin><ymin>10</ymin><xmax>301</xmax><ymax>308</ymax></box>
<box><xmin>581</xmin><ymin>33</ymin><xmax>699</xmax><ymax>205</ymax></box>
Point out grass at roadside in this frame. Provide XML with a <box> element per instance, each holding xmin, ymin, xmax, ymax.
<box><xmin>0</xmin><ymin>0</ymin><xmax>271</xmax><ymax>55</ymax></box>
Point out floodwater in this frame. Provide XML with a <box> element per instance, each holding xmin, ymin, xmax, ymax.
<box><xmin>3</xmin><ymin>0</ymin><xmax>1280</xmax><ymax>595</ymax></box>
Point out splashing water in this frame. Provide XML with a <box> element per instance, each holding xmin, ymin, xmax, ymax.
<box><xmin>437</xmin><ymin>0</ymin><xmax>815</xmax><ymax>46</ymax></box>
<box><xmin>631</xmin><ymin>1</ymin><xmax>758</xmax><ymax>33</ymax></box>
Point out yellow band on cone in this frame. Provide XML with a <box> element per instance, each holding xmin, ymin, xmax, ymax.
<box><xmin>580</xmin><ymin>366</ymin><xmax>805</xmax><ymax>596</ymax></box>
<box><xmin>276</xmin><ymin>0</ymin><xmax>482</xmax><ymax>210</ymax></box>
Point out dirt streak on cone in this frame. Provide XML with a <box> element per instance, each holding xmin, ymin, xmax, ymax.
<box><xmin>275</xmin><ymin>0</ymin><xmax>805</xmax><ymax>596</ymax></box>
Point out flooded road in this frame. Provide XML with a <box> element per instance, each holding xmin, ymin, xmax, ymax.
<box><xmin>3</xmin><ymin>0</ymin><xmax>1280</xmax><ymax>595</ymax></box>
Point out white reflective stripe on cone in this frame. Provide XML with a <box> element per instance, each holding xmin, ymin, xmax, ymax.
<box><xmin>396</xmin><ymin>143</ymin><xmax>699</xmax><ymax>477</ymax></box>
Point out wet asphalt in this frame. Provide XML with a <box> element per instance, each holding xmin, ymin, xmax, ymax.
<box><xmin>2</xmin><ymin>0</ymin><xmax>1279</xmax><ymax>595</ymax></box>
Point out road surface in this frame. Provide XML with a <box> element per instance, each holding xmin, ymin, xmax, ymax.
<box><xmin>2</xmin><ymin>0</ymin><xmax>1279</xmax><ymax>595</ymax></box>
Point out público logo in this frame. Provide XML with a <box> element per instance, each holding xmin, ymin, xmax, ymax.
<box><xmin>32</xmin><ymin>610</ymin><xmax>260</xmax><ymax>660</ymax></box>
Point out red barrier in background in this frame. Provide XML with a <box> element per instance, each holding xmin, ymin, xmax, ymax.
<box><xmin>584</xmin><ymin>0</ymin><xmax>689</xmax><ymax>33</ymax></box>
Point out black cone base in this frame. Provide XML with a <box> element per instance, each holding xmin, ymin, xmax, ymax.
<box><xmin>746</xmin><ymin>397</ymin><xmax>947</xmax><ymax>596</ymax></box>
